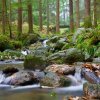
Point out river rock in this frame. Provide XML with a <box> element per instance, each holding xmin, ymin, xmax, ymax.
<box><xmin>83</xmin><ymin>82</ymin><xmax>100</xmax><ymax>99</ymax></box>
<box><xmin>3</xmin><ymin>70</ymin><xmax>39</xmax><ymax>86</ymax></box>
<box><xmin>81</xmin><ymin>63</ymin><xmax>100</xmax><ymax>84</ymax></box>
<box><xmin>40</xmin><ymin>72</ymin><xmax>71</xmax><ymax>87</ymax></box>
<box><xmin>3</xmin><ymin>67</ymin><xmax>19</xmax><ymax>76</ymax></box>
<box><xmin>45</xmin><ymin>64</ymin><xmax>75</xmax><ymax>75</ymax></box>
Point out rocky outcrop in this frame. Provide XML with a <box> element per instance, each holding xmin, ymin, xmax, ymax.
<box><xmin>45</xmin><ymin>64</ymin><xmax>75</xmax><ymax>75</ymax></box>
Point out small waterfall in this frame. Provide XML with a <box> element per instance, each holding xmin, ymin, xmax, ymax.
<box><xmin>42</xmin><ymin>40</ymin><xmax>48</xmax><ymax>47</ymax></box>
<box><xmin>74</xmin><ymin>66</ymin><xmax>82</xmax><ymax>82</ymax></box>
<box><xmin>21</xmin><ymin>49</ymin><xmax>31</xmax><ymax>55</ymax></box>
<box><xmin>0</xmin><ymin>72</ymin><xmax>5</xmax><ymax>84</ymax></box>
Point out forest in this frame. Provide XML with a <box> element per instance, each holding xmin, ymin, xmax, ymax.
<box><xmin>0</xmin><ymin>0</ymin><xmax>100</xmax><ymax>100</ymax></box>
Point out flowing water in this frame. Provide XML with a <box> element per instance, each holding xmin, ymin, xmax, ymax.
<box><xmin>0</xmin><ymin>61</ymin><xmax>85</xmax><ymax>100</ymax></box>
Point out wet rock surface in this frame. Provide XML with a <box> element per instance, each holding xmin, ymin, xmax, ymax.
<box><xmin>45</xmin><ymin>64</ymin><xmax>75</xmax><ymax>75</ymax></box>
<box><xmin>81</xmin><ymin>63</ymin><xmax>100</xmax><ymax>84</ymax></box>
<box><xmin>3</xmin><ymin>70</ymin><xmax>39</xmax><ymax>86</ymax></box>
<box><xmin>40</xmin><ymin>72</ymin><xmax>71</xmax><ymax>87</ymax></box>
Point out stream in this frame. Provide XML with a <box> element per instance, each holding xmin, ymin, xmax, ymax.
<box><xmin>0</xmin><ymin>61</ymin><xmax>86</xmax><ymax>100</ymax></box>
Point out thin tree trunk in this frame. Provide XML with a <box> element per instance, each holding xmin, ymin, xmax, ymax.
<box><xmin>56</xmin><ymin>0</ymin><xmax>60</xmax><ymax>33</ymax></box>
<box><xmin>75</xmin><ymin>0</ymin><xmax>80</xmax><ymax>28</ymax></box>
<box><xmin>39</xmin><ymin>0</ymin><xmax>43</xmax><ymax>31</ymax></box>
<box><xmin>69</xmin><ymin>0</ymin><xmax>74</xmax><ymax>32</ymax></box>
<box><xmin>84</xmin><ymin>0</ymin><xmax>92</xmax><ymax>28</ymax></box>
<box><xmin>47</xmin><ymin>0</ymin><xmax>49</xmax><ymax>34</ymax></box>
<box><xmin>2</xmin><ymin>0</ymin><xmax>6</xmax><ymax>34</ymax></box>
<box><xmin>27</xmin><ymin>0</ymin><xmax>33</xmax><ymax>34</ymax></box>
<box><xmin>8</xmin><ymin>0</ymin><xmax>12</xmax><ymax>38</ymax></box>
<box><xmin>18</xmin><ymin>0</ymin><xmax>22</xmax><ymax>38</ymax></box>
<box><xmin>93</xmin><ymin>0</ymin><xmax>97</xmax><ymax>27</ymax></box>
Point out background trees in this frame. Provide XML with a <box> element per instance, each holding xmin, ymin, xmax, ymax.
<box><xmin>0</xmin><ymin>0</ymin><xmax>100</xmax><ymax>36</ymax></box>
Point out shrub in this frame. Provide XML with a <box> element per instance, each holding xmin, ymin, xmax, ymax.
<box><xmin>10</xmin><ymin>40</ymin><xmax>23</xmax><ymax>49</ymax></box>
<box><xmin>0</xmin><ymin>35</ymin><xmax>10</xmax><ymax>51</ymax></box>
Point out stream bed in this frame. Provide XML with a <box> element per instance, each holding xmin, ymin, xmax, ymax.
<box><xmin>0</xmin><ymin>61</ymin><xmax>88</xmax><ymax>100</ymax></box>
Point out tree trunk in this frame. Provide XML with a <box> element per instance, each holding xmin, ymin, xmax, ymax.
<box><xmin>8</xmin><ymin>0</ymin><xmax>12</xmax><ymax>38</ymax></box>
<box><xmin>56</xmin><ymin>0</ymin><xmax>60</xmax><ymax>33</ymax></box>
<box><xmin>18</xmin><ymin>0</ymin><xmax>22</xmax><ymax>38</ymax></box>
<box><xmin>39</xmin><ymin>0</ymin><xmax>43</xmax><ymax>31</ymax></box>
<box><xmin>69</xmin><ymin>0</ymin><xmax>74</xmax><ymax>32</ymax></box>
<box><xmin>27</xmin><ymin>0</ymin><xmax>33</xmax><ymax>34</ymax></box>
<box><xmin>93</xmin><ymin>0</ymin><xmax>97</xmax><ymax>27</ymax></box>
<box><xmin>47</xmin><ymin>0</ymin><xmax>49</xmax><ymax>34</ymax></box>
<box><xmin>84</xmin><ymin>0</ymin><xmax>92</xmax><ymax>28</ymax></box>
<box><xmin>1</xmin><ymin>0</ymin><xmax>6</xmax><ymax>34</ymax></box>
<box><xmin>75</xmin><ymin>0</ymin><xmax>80</xmax><ymax>28</ymax></box>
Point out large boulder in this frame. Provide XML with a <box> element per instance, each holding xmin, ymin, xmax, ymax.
<box><xmin>3</xmin><ymin>70</ymin><xmax>38</xmax><ymax>86</ymax></box>
<box><xmin>24</xmin><ymin>55</ymin><xmax>47</xmax><ymax>70</ymax></box>
<box><xmin>45</xmin><ymin>64</ymin><xmax>75</xmax><ymax>75</ymax></box>
<box><xmin>40</xmin><ymin>72</ymin><xmax>71</xmax><ymax>87</ymax></box>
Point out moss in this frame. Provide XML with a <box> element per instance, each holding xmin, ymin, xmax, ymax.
<box><xmin>59</xmin><ymin>76</ymin><xmax>71</xmax><ymax>87</ymax></box>
<box><xmin>24</xmin><ymin>55</ymin><xmax>46</xmax><ymax>70</ymax></box>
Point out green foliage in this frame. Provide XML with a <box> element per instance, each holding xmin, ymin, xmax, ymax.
<box><xmin>0</xmin><ymin>35</ymin><xmax>11</xmax><ymax>51</ymax></box>
<box><xmin>0</xmin><ymin>35</ymin><xmax>23</xmax><ymax>51</ymax></box>
<box><xmin>75</xmin><ymin>29</ymin><xmax>100</xmax><ymax>59</ymax></box>
<box><xmin>0</xmin><ymin>50</ymin><xmax>24</xmax><ymax>60</ymax></box>
<box><xmin>10</xmin><ymin>40</ymin><xmax>23</xmax><ymax>49</ymax></box>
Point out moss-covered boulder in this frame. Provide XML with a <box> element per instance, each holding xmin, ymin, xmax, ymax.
<box><xmin>47</xmin><ymin>48</ymin><xmax>85</xmax><ymax>64</ymax></box>
<box><xmin>24</xmin><ymin>55</ymin><xmax>47</xmax><ymax>70</ymax></box>
<box><xmin>40</xmin><ymin>72</ymin><xmax>71</xmax><ymax>87</ymax></box>
<box><xmin>64</xmin><ymin>48</ymin><xmax>85</xmax><ymax>64</ymax></box>
<box><xmin>23</xmin><ymin>34</ymin><xmax>40</xmax><ymax>45</ymax></box>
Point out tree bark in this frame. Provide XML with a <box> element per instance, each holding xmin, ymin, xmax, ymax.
<box><xmin>1</xmin><ymin>0</ymin><xmax>6</xmax><ymax>34</ymax></box>
<box><xmin>8</xmin><ymin>0</ymin><xmax>12</xmax><ymax>38</ymax></box>
<box><xmin>47</xmin><ymin>0</ymin><xmax>49</xmax><ymax>34</ymax></box>
<box><xmin>69</xmin><ymin>0</ymin><xmax>74</xmax><ymax>32</ymax></box>
<box><xmin>39</xmin><ymin>0</ymin><xmax>43</xmax><ymax>31</ymax></box>
<box><xmin>93</xmin><ymin>0</ymin><xmax>97</xmax><ymax>27</ymax></box>
<box><xmin>75</xmin><ymin>0</ymin><xmax>80</xmax><ymax>28</ymax></box>
<box><xmin>56</xmin><ymin>0</ymin><xmax>60</xmax><ymax>33</ymax></box>
<box><xmin>27</xmin><ymin>0</ymin><xmax>33</xmax><ymax>34</ymax></box>
<box><xmin>18</xmin><ymin>0</ymin><xmax>22</xmax><ymax>38</ymax></box>
<box><xmin>84</xmin><ymin>0</ymin><xmax>92</xmax><ymax>28</ymax></box>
